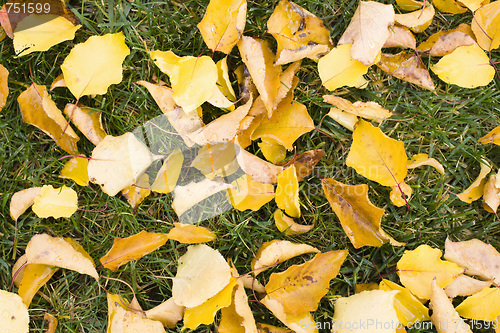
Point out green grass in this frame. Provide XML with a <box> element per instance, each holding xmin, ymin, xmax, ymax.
<box><xmin>0</xmin><ymin>0</ymin><xmax>499</xmax><ymax>332</ymax></box>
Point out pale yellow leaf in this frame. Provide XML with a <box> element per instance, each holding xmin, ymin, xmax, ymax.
<box><xmin>63</xmin><ymin>104</ymin><xmax>107</xmax><ymax>145</ymax></box>
<box><xmin>483</xmin><ymin>174</ymin><xmax>500</xmax><ymax>213</ymax></box>
<box><xmin>395</xmin><ymin>4</ymin><xmax>435</xmax><ymax>33</ymax></box>
<box><xmin>444</xmin><ymin>274</ymin><xmax>492</xmax><ymax>298</ymax></box>
<box><xmin>191</xmin><ymin>143</ymin><xmax>239</xmax><ymax>180</ymax></box>
<box><xmin>471</xmin><ymin>2</ymin><xmax>500</xmax><ymax>51</ymax></box>
<box><xmin>236</xmin><ymin>148</ymin><xmax>284</xmax><ymax>184</ymax></box>
<box><xmin>110</xmin><ymin>305</ymin><xmax>165</xmax><ymax>333</ymax></box>
<box><xmin>407</xmin><ymin>153</ymin><xmax>445</xmax><ymax>175</ymax></box>
<box><xmin>145</xmin><ymin>298</ymin><xmax>184</xmax><ymax>329</ymax></box>
<box><xmin>151</xmin><ymin>149</ymin><xmax>183</xmax><ymax>194</ymax></box>
<box><xmin>32</xmin><ymin>185</ymin><xmax>77</xmax><ymax>218</ymax></box>
<box><xmin>430</xmin><ymin>279</ymin><xmax>472</xmax><ymax>333</ymax></box>
<box><xmin>383</xmin><ymin>25</ymin><xmax>416</xmax><ymax>49</ymax></box>
<box><xmin>9</xmin><ymin>187</ymin><xmax>42</xmax><ymax>221</ymax></box>
<box><xmin>167</xmin><ymin>223</ymin><xmax>216</xmax><ymax>243</ymax></box>
<box><xmin>0</xmin><ymin>290</ymin><xmax>29</xmax><ymax>333</ymax></box>
<box><xmin>323</xmin><ymin>94</ymin><xmax>392</xmax><ymax>122</ymax></box>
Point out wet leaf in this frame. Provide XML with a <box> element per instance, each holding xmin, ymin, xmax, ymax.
<box><xmin>32</xmin><ymin>185</ymin><xmax>78</xmax><ymax>219</ymax></box>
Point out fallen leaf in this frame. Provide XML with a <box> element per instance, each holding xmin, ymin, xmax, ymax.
<box><xmin>455</xmin><ymin>287</ymin><xmax>500</xmax><ymax>321</ymax></box>
<box><xmin>460</xmin><ymin>0</ymin><xmax>490</xmax><ymax>12</ymax></box>
<box><xmin>251</xmin><ymin>239</ymin><xmax>319</xmax><ymax>276</ymax></box>
<box><xmin>191</xmin><ymin>143</ymin><xmax>239</xmax><ymax>179</ymax></box>
<box><xmin>417</xmin><ymin>24</ymin><xmax>476</xmax><ymax>56</ymax></box>
<box><xmin>258</xmin><ymin>138</ymin><xmax>287</xmax><ymax>164</ymax></box>
<box><xmin>44</xmin><ymin>313</ymin><xmax>58</xmax><ymax>333</ymax></box>
<box><xmin>149</xmin><ymin>50</ymin><xmax>181</xmax><ymax>76</ymax></box>
<box><xmin>145</xmin><ymin>298</ymin><xmax>184</xmax><ymax>329</ymax></box>
<box><xmin>121</xmin><ymin>173</ymin><xmax>151</xmax><ymax>210</ymax></box>
<box><xmin>276</xmin><ymin>165</ymin><xmax>301</xmax><ymax>218</ymax></box>
<box><xmin>9</xmin><ymin>187</ymin><xmax>42</xmax><ymax>221</ymax></box>
<box><xmin>323</xmin><ymin>94</ymin><xmax>393</xmax><ymax>122</ymax></box>
<box><xmin>318</xmin><ymin>44</ymin><xmax>369</xmax><ymax>91</ymax></box>
<box><xmin>234</xmin><ymin>64</ymin><xmax>258</xmax><ymax>104</ymax></box>
<box><xmin>50</xmin><ymin>73</ymin><xmax>66</xmax><ymax>91</ymax></box>
<box><xmin>59</xmin><ymin>157</ymin><xmax>89</xmax><ymax>186</ymax></box>
<box><xmin>407</xmin><ymin>153</ymin><xmax>445</xmax><ymax>175</ymax></box>
<box><xmin>172</xmin><ymin>244</ymin><xmax>232</xmax><ymax>308</ymax></box>
<box><xmin>166</xmin><ymin>223</ymin><xmax>216</xmax><ymax>243</ymax></box>
<box><xmin>389</xmin><ymin>180</ymin><xmax>412</xmax><ymax>207</ymax></box>
<box><xmin>227</xmin><ymin>174</ymin><xmax>275</xmax><ymax>211</ymax></box>
<box><xmin>150</xmin><ymin>149</ymin><xmax>184</xmax><ymax>194</ymax></box>
<box><xmin>0</xmin><ymin>289</ymin><xmax>29</xmax><ymax>333</ymax></box>
<box><xmin>26</xmin><ymin>233</ymin><xmax>98</xmax><ymax>280</ymax></box>
<box><xmin>483</xmin><ymin>174</ymin><xmax>500</xmax><ymax>213</ymax></box>
<box><xmin>87</xmin><ymin>132</ymin><xmax>162</xmax><ymax>196</ymax></box>
<box><xmin>433</xmin><ymin>0</ymin><xmax>467</xmax><ymax>13</ymax></box>
<box><xmin>456</xmin><ymin>158</ymin><xmax>491</xmax><ymax>203</ymax></box>
<box><xmin>430</xmin><ymin>279</ymin><xmax>472</xmax><ymax>333</ymax></box>
<box><xmin>32</xmin><ymin>185</ymin><xmax>78</xmax><ymax>218</ymax></box>
<box><xmin>215</xmin><ymin>57</ymin><xmax>237</xmax><ymax>107</ymax></box>
<box><xmin>18</xmin><ymin>263</ymin><xmax>57</xmax><ymax>306</ymax></box>
<box><xmin>100</xmin><ymin>230</ymin><xmax>169</xmax><ymax>271</ymax></box>
<box><xmin>395</xmin><ymin>4</ymin><xmax>435</xmax><ymax>33</ymax></box>
<box><xmin>278</xmin><ymin>149</ymin><xmax>325</xmax><ymax>181</ymax></box>
<box><xmin>396</xmin><ymin>0</ymin><xmax>425</xmax><ymax>11</ymax></box>
<box><xmin>241</xmin><ymin>275</ymin><xmax>266</xmax><ymax>294</ymax></box>
<box><xmin>355</xmin><ymin>283</ymin><xmax>379</xmax><ymax>293</ymax></box>
<box><xmin>471</xmin><ymin>2</ymin><xmax>500</xmax><ymax>51</ymax></box>
<box><xmin>326</xmin><ymin>107</ymin><xmax>358</xmax><ymax>131</ymax></box>
<box><xmin>431</xmin><ymin>44</ymin><xmax>495</xmax><ymax>88</ymax></box>
<box><xmin>62</xmin><ymin>32</ymin><xmax>130</xmax><ymax>98</ymax></box>
<box><xmin>256</xmin><ymin>323</ymin><xmax>293</xmax><ymax>333</ymax></box>
<box><xmin>268</xmin><ymin>0</ymin><xmax>332</xmax><ymax>65</ymax></box>
<box><xmin>110</xmin><ymin>303</ymin><xmax>165</xmax><ymax>333</ymax></box>
<box><xmin>261</xmin><ymin>299</ymin><xmax>317</xmax><ymax>333</ymax></box>
<box><xmin>63</xmin><ymin>104</ymin><xmax>107</xmax><ymax>145</ymax></box>
<box><xmin>219</xmin><ymin>277</ymin><xmax>258</xmax><ymax>333</ymax></box>
<box><xmin>444</xmin><ymin>274</ymin><xmax>492</xmax><ymax>298</ymax></box>
<box><xmin>0</xmin><ymin>63</ymin><xmax>8</xmax><ymax>110</ymax></box>
<box><xmin>338</xmin><ymin>1</ymin><xmax>395</xmax><ymax>66</ymax></box>
<box><xmin>397</xmin><ymin>244</ymin><xmax>464</xmax><ymax>299</ymax></box>
<box><xmin>18</xmin><ymin>83</ymin><xmax>80</xmax><ymax>154</ymax></box>
<box><xmin>274</xmin><ymin>209</ymin><xmax>314</xmax><ymax>235</ymax></box>
<box><xmin>12</xmin><ymin>255</ymin><xmax>27</xmax><ymax>288</ymax></box>
<box><xmin>377</xmin><ymin>51</ymin><xmax>435</xmax><ymax>90</ymax></box>
<box><xmin>383</xmin><ymin>25</ymin><xmax>416</xmax><ymax>49</ymax></box>
<box><xmin>479</xmin><ymin>125</ymin><xmax>500</xmax><ymax>145</ymax></box>
<box><xmin>322</xmin><ymin>178</ymin><xmax>403</xmax><ymax>248</ymax></box>
<box><xmin>346</xmin><ymin>119</ymin><xmax>407</xmax><ymax>187</ymax></box>
<box><xmin>236</xmin><ymin>148</ymin><xmax>284</xmax><ymax>184</ymax></box>
<box><xmin>197</xmin><ymin>0</ymin><xmax>246</xmax><ymax>54</ymax></box>
<box><xmin>13</xmin><ymin>14</ymin><xmax>80</xmax><ymax>56</ymax></box>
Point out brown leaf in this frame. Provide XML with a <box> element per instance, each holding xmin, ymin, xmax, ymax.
<box><xmin>417</xmin><ymin>24</ymin><xmax>476</xmax><ymax>56</ymax></box>
<box><xmin>377</xmin><ymin>51</ymin><xmax>435</xmax><ymax>90</ymax></box>
<box><xmin>44</xmin><ymin>313</ymin><xmax>58</xmax><ymax>333</ymax></box>
<box><xmin>278</xmin><ymin>149</ymin><xmax>324</xmax><ymax>181</ymax></box>
<box><xmin>383</xmin><ymin>25</ymin><xmax>416</xmax><ymax>49</ymax></box>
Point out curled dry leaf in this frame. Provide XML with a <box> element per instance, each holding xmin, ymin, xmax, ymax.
<box><xmin>18</xmin><ymin>263</ymin><xmax>57</xmax><ymax>306</ymax></box>
<box><xmin>166</xmin><ymin>223</ymin><xmax>216</xmax><ymax>244</ymax></box>
<box><xmin>395</xmin><ymin>4</ymin><xmax>435</xmax><ymax>33</ymax></box>
<box><xmin>63</xmin><ymin>104</ymin><xmax>107</xmax><ymax>146</ymax></box>
<box><xmin>26</xmin><ymin>233</ymin><xmax>98</xmax><ymax>280</ymax></box>
<box><xmin>0</xmin><ymin>63</ymin><xmax>8</xmax><ymax>110</ymax></box>
<box><xmin>407</xmin><ymin>153</ymin><xmax>445</xmax><ymax>175</ymax></box>
<box><xmin>32</xmin><ymin>185</ymin><xmax>78</xmax><ymax>219</ymax></box>
<box><xmin>377</xmin><ymin>51</ymin><xmax>435</xmax><ymax>90</ymax></box>
<box><xmin>197</xmin><ymin>0</ymin><xmax>247</xmax><ymax>54</ymax></box>
<box><xmin>274</xmin><ymin>209</ymin><xmax>314</xmax><ymax>235</ymax></box>
<box><xmin>456</xmin><ymin>158</ymin><xmax>491</xmax><ymax>203</ymax></box>
<box><xmin>323</xmin><ymin>94</ymin><xmax>393</xmax><ymax>122</ymax></box>
<box><xmin>172</xmin><ymin>244</ymin><xmax>232</xmax><ymax>308</ymax></box>
<box><xmin>276</xmin><ymin>165</ymin><xmax>301</xmax><ymax>218</ymax></box>
<box><xmin>236</xmin><ymin>148</ymin><xmax>284</xmax><ymax>184</ymax></box>
<box><xmin>145</xmin><ymin>297</ymin><xmax>184</xmax><ymax>329</ymax></box>
<box><xmin>62</xmin><ymin>32</ymin><xmax>130</xmax><ymax>98</ymax></box>
<box><xmin>397</xmin><ymin>244</ymin><xmax>464</xmax><ymax>299</ymax></box>
<box><xmin>483</xmin><ymin>174</ymin><xmax>500</xmax><ymax>213</ymax></box>
<box><xmin>59</xmin><ymin>157</ymin><xmax>89</xmax><ymax>186</ymax></box>
<box><xmin>322</xmin><ymin>178</ymin><xmax>403</xmax><ymax>248</ymax></box>
<box><xmin>430</xmin><ymin>279</ymin><xmax>472</xmax><ymax>333</ymax></box>
<box><xmin>444</xmin><ymin>274</ymin><xmax>492</xmax><ymax>298</ymax></box>
<box><xmin>18</xmin><ymin>83</ymin><xmax>80</xmax><ymax>154</ymax></box>
<box><xmin>338</xmin><ymin>1</ymin><xmax>395</xmax><ymax>66</ymax></box>
<box><xmin>0</xmin><ymin>290</ymin><xmax>29</xmax><ymax>333</ymax></box>
<box><xmin>227</xmin><ymin>174</ymin><xmax>275</xmax><ymax>211</ymax></box>
<box><xmin>455</xmin><ymin>287</ymin><xmax>500</xmax><ymax>321</ymax></box>
<box><xmin>479</xmin><ymin>125</ymin><xmax>500</xmax><ymax>145</ymax></box>
<box><xmin>251</xmin><ymin>239</ymin><xmax>319</xmax><ymax>276</ymax></box>
<box><xmin>44</xmin><ymin>313</ymin><xmax>58</xmax><ymax>333</ymax></box>
<box><xmin>471</xmin><ymin>2</ymin><xmax>500</xmax><ymax>51</ymax></box>
<box><xmin>431</xmin><ymin>44</ymin><xmax>495</xmax><ymax>88</ymax></box>
<box><xmin>278</xmin><ymin>149</ymin><xmax>324</xmax><ymax>181</ymax></box>
<box><xmin>219</xmin><ymin>278</ymin><xmax>258</xmax><ymax>333</ymax></box>
<box><xmin>383</xmin><ymin>25</ymin><xmax>416</xmax><ymax>49</ymax></box>
<box><xmin>417</xmin><ymin>24</ymin><xmax>476</xmax><ymax>56</ymax></box>
<box><xmin>9</xmin><ymin>187</ymin><xmax>42</xmax><ymax>221</ymax></box>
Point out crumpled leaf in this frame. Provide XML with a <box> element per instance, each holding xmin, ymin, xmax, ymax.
<box><xmin>397</xmin><ymin>244</ymin><xmax>464</xmax><ymax>299</ymax></box>
<box><xmin>62</xmin><ymin>32</ymin><xmax>130</xmax><ymax>98</ymax></box>
<box><xmin>377</xmin><ymin>51</ymin><xmax>435</xmax><ymax>90</ymax></box>
<box><xmin>236</xmin><ymin>148</ymin><xmax>284</xmax><ymax>184</ymax></box>
<box><xmin>109</xmin><ymin>301</ymin><xmax>165</xmax><ymax>333</ymax></box>
<box><xmin>100</xmin><ymin>230</ymin><xmax>169</xmax><ymax>271</ymax></box>
<box><xmin>417</xmin><ymin>24</ymin><xmax>476</xmax><ymax>56</ymax></box>
<box><xmin>32</xmin><ymin>185</ymin><xmax>78</xmax><ymax>219</ymax></box>
<box><xmin>274</xmin><ymin>209</ymin><xmax>314</xmax><ymax>235</ymax></box>
<box><xmin>121</xmin><ymin>173</ymin><xmax>151</xmax><ymax>210</ymax></box>
<box><xmin>276</xmin><ymin>165</ymin><xmax>301</xmax><ymax>218</ymax></box>
<box><xmin>0</xmin><ymin>63</ymin><xmax>8</xmax><ymax>110</ymax></box>
<box><xmin>456</xmin><ymin>158</ymin><xmax>491</xmax><ymax>203</ymax></box>
<box><xmin>87</xmin><ymin>132</ymin><xmax>162</xmax><ymax>196</ymax></box>
<box><xmin>395</xmin><ymin>4</ymin><xmax>435</xmax><ymax>33</ymax></box>
<box><xmin>251</xmin><ymin>240</ymin><xmax>319</xmax><ymax>276</ymax></box>
<box><xmin>26</xmin><ymin>233</ymin><xmax>98</xmax><ymax>280</ymax></box>
<box><xmin>444</xmin><ymin>274</ymin><xmax>492</xmax><ymax>298</ymax></box>
<box><xmin>268</xmin><ymin>0</ymin><xmax>332</xmax><ymax>65</ymax></box>
<box><xmin>197</xmin><ymin>0</ymin><xmax>246</xmax><ymax>54</ymax></box>
<box><xmin>323</xmin><ymin>94</ymin><xmax>392</xmax><ymax>122</ymax></box>
<box><xmin>0</xmin><ymin>289</ymin><xmax>29</xmax><ymax>333</ymax></box>
<box><xmin>431</xmin><ymin>44</ymin><xmax>495</xmax><ymax>88</ymax></box>
<box><xmin>172</xmin><ymin>244</ymin><xmax>232</xmax><ymax>308</ymax></box>
<box><xmin>151</xmin><ymin>149</ymin><xmax>183</xmax><ymax>194</ymax></box>
<box><xmin>318</xmin><ymin>44</ymin><xmax>368</xmax><ymax>91</ymax></box>
<box><xmin>346</xmin><ymin>119</ymin><xmax>408</xmax><ymax>187</ymax></box>
<box><xmin>455</xmin><ymin>287</ymin><xmax>500</xmax><ymax>321</ymax></box>
<box><xmin>444</xmin><ymin>238</ymin><xmax>500</xmax><ymax>284</ymax></box>
<box><xmin>278</xmin><ymin>149</ymin><xmax>325</xmax><ymax>181</ymax></box>
<box><xmin>63</xmin><ymin>104</ymin><xmax>107</xmax><ymax>145</ymax></box>
<box><xmin>18</xmin><ymin>263</ymin><xmax>57</xmax><ymax>306</ymax></box>
<box><xmin>13</xmin><ymin>15</ymin><xmax>80</xmax><ymax>57</ymax></box>
<box><xmin>338</xmin><ymin>1</ymin><xmax>395</xmax><ymax>66</ymax></box>
<box><xmin>471</xmin><ymin>2</ymin><xmax>500</xmax><ymax>51</ymax></box>
<box><xmin>59</xmin><ymin>157</ymin><xmax>89</xmax><ymax>186</ymax></box>
<box><xmin>430</xmin><ymin>279</ymin><xmax>472</xmax><ymax>333</ymax></box>
<box><xmin>18</xmin><ymin>83</ymin><xmax>80</xmax><ymax>154</ymax></box>
<box><xmin>145</xmin><ymin>298</ymin><xmax>184</xmax><ymax>329</ymax></box>
<box><xmin>332</xmin><ymin>290</ymin><xmax>400</xmax><ymax>333</ymax></box>
<box><xmin>166</xmin><ymin>223</ymin><xmax>216</xmax><ymax>244</ymax></box>
<box><xmin>228</xmin><ymin>174</ymin><xmax>275</xmax><ymax>211</ymax></box>
<box><xmin>483</xmin><ymin>174</ymin><xmax>500</xmax><ymax>213</ymax></box>
<box><xmin>322</xmin><ymin>178</ymin><xmax>403</xmax><ymax>248</ymax></box>
<box><xmin>219</xmin><ymin>276</ymin><xmax>258</xmax><ymax>333</ymax></box>
<box><xmin>9</xmin><ymin>187</ymin><xmax>42</xmax><ymax>221</ymax></box>
<box><xmin>407</xmin><ymin>153</ymin><xmax>445</xmax><ymax>175</ymax></box>
<box><xmin>479</xmin><ymin>125</ymin><xmax>500</xmax><ymax>145</ymax></box>
<box><xmin>383</xmin><ymin>25</ymin><xmax>416</xmax><ymax>49</ymax></box>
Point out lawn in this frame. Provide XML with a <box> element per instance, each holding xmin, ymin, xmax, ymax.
<box><xmin>0</xmin><ymin>0</ymin><xmax>499</xmax><ymax>332</ymax></box>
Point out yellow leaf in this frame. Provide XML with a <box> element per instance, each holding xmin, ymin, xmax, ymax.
<box><xmin>122</xmin><ymin>173</ymin><xmax>150</xmax><ymax>210</ymax></box>
<box><xmin>355</xmin><ymin>283</ymin><xmax>379</xmax><ymax>293</ymax></box>
<box><xmin>471</xmin><ymin>2</ymin><xmax>500</xmax><ymax>51</ymax></box>
<box><xmin>379</xmin><ymin>279</ymin><xmax>430</xmax><ymax>326</ymax></box>
<box><xmin>258</xmin><ymin>138</ymin><xmax>287</xmax><ymax>164</ymax></box>
<box><xmin>444</xmin><ymin>274</ymin><xmax>492</xmax><ymax>298</ymax></box>
<box><xmin>214</xmin><ymin>57</ymin><xmax>236</xmax><ymax>110</ymax></box>
<box><xmin>227</xmin><ymin>174</ymin><xmax>275</xmax><ymax>211</ymax></box>
<box><xmin>251</xmin><ymin>240</ymin><xmax>319</xmax><ymax>276</ymax></box>
<box><xmin>62</xmin><ymin>32</ymin><xmax>130</xmax><ymax>98</ymax></box>
<box><xmin>172</xmin><ymin>244</ymin><xmax>232</xmax><ymax>308</ymax></box>
<box><xmin>395</xmin><ymin>4</ymin><xmax>435</xmax><ymax>33</ymax></box>
<box><xmin>167</xmin><ymin>223</ymin><xmax>216</xmax><ymax>244</ymax></box>
<box><xmin>417</xmin><ymin>24</ymin><xmax>476</xmax><ymax>56</ymax></box>
<box><xmin>149</xmin><ymin>50</ymin><xmax>181</xmax><ymax>76</ymax></box>
<box><xmin>274</xmin><ymin>209</ymin><xmax>314</xmax><ymax>235</ymax></box>
<box><xmin>100</xmin><ymin>230</ymin><xmax>169</xmax><ymax>271</ymax></box>
<box><xmin>0</xmin><ymin>63</ymin><xmax>8</xmax><ymax>111</ymax></box>
<box><xmin>407</xmin><ymin>153</ymin><xmax>445</xmax><ymax>175</ymax></box>
<box><xmin>322</xmin><ymin>178</ymin><xmax>403</xmax><ymax>248</ymax></box>
<box><xmin>483</xmin><ymin>175</ymin><xmax>500</xmax><ymax>213</ymax></box>
<box><xmin>396</xmin><ymin>0</ymin><xmax>425</xmax><ymax>11</ymax></box>
<box><xmin>377</xmin><ymin>51</ymin><xmax>435</xmax><ymax>90</ymax></box>
<box><xmin>183</xmin><ymin>278</ymin><xmax>237</xmax><ymax>329</ymax></box>
<box><xmin>32</xmin><ymin>185</ymin><xmax>77</xmax><ymax>218</ymax></box>
<box><xmin>327</xmin><ymin>107</ymin><xmax>358</xmax><ymax>131</ymax></box>
<box><xmin>18</xmin><ymin>83</ymin><xmax>80</xmax><ymax>154</ymax></box>
<box><xmin>63</xmin><ymin>104</ymin><xmax>107</xmax><ymax>146</ymax></box>
<box><xmin>318</xmin><ymin>44</ymin><xmax>368</xmax><ymax>91</ymax></box>
<box><xmin>150</xmin><ymin>149</ymin><xmax>183</xmax><ymax>194</ymax></box>
<box><xmin>461</xmin><ymin>0</ymin><xmax>490</xmax><ymax>11</ymax></box>
<box><xmin>256</xmin><ymin>323</ymin><xmax>293</xmax><ymax>333</ymax></box>
<box><xmin>26</xmin><ymin>233</ymin><xmax>98</xmax><ymax>280</ymax></box>
<box><xmin>12</xmin><ymin>255</ymin><xmax>27</xmax><ymax>288</ymax></box>
<box><xmin>383</xmin><ymin>25</ymin><xmax>416</xmax><ymax>49</ymax></box>
<box><xmin>191</xmin><ymin>143</ymin><xmax>239</xmax><ymax>180</ymax></box>
<box><xmin>260</xmin><ymin>299</ymin><xmax>318</xmax><ymax>333</ymax></box>
<box><xmin>278</xmin><ymin>149</ymin><xmax>325</xmax><ymax>182</ymax></box>
<box><xmin>456</xmin><ymin>158</ymin><xmax>491</xmax><ymax>203</ymax></box>
<box><xmin>197</xmin><ymin>0</ymin><xmax>246</xmax><ymax>54</ymax></box>
<box><xmin>219</xmin><ymin>279</ymin><xmax>258</xmax><ymax>333</ymax></box>
<box><xmin>397</xmin><ymin>245</ymin><xmax>463</xmax><ymax>299</ymax></box>
<box><xmin>431</xmin><ymin>44</ymin><xmax>495</xmax><ymax>88</ymax></box>
<box><xmin>346</xmin><ymin>119</ymin><xmax>407</xmax><ymax>187</ymax></box>
<box><xmin>323</xmin><ymin>94</ymin><xmax>393</xmax><ymax>122</ymax></box>
<box><xmin>337</xmin><ymin>1</ymin><xmax>395</xmax><ymax>66</ymax></box>
<box><xmin>13</xmin><ymin>15</ymin><xmax>80</xmax><ymax>57</ymax></box>
<box><xmin>87</xmin><ymin>132</ymin><xmax>162</xmax><ymax>196</ymax></box>
<box><xmin>109</xmin><ymin>304</ymin><xmax>165</xmax><ymax>333</ymax></box>
<box><xmin>236</xmin><ymin>148</ymin><xmax>284</xmax><ymax>184</ymax></box>
<box><xmin>50</xmin><ymin>73</ymin><xmax>66</xmax><ymax>91</ymax></box>
<box><xmin>433</xmin><ymin>0</ymin><xmax>467</xmax><ymax>14</ymax></box>
<box><xmin>9</xmin><ymin>187</ymin><xmax>42</xmax><ymax>221</ymax></box>
<box><xmin>18</xmin><ymin>263</ymin><xmax>57</xmax><ymax>306</ymax></box>
<box><xmin>268</xmin><ymin>0</ymin><xmax>332</xmax><ymax>65</ymax></box>
<box><xmin>456</xmin><ymin>287</ymin><xmax>500</xmax><ymax>321</ymax></box>
<box><xmin>430</xmin><ymin>279</ymin><xmax>472</xmax><ymax>332</ymax></box>
<box><xmin>59</xmin><ymin>157</ymin><xmax>89</xmax><ymax>186</ymax></box>
<box><xmin>479</xmin><ymin>125</ymin><xmax>500</xmax><ymax>145</ymax></box>
<box><xmin>43</xmin><ymin>313</ymin><xmax>58</xmax><ymax>333</ymax></box>
<box><xmin>0</xmin><ymin>290</ymin><xmax>29</xmax><ymax>333</ymax></box>
<box><xmin>276</xmin><ymin>165</ymin><xmax>301</xmax><ymax>218</ymax></box>
<box><xmin>145</xmin><ymin>298</ymin><xmax>184</xmax><ymax>329</ymax></box>
<box><xmin>389</xmin><ymin>181</ymin><xmax>413</xmax><ymax>207</ymax></box>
